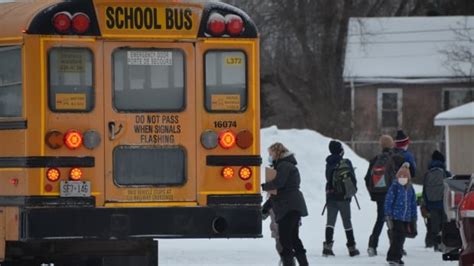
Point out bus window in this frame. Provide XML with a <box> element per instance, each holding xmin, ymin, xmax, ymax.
<box><xmin>48</xmin><ymin>48</ymin><xmax>94</xmax><ymax>112</ymax></box>
<box><xmin>113</xmin><ymin>146</ymin><xmax>186</xmax><ymax>186</ymax></box>
<box><xmin>205</xmin><ymin>51</ymin><xmax>247</xmax><ymax>112</ymax></box>
<box><xmin>0</xmin><ymin>46</ymin><xmax>22</xmax><ymax>117</ymax></box>
<box><xmin>113</xmin><ymin>48</ymin><xmax>185</xmax><ymax>112</ymax></box>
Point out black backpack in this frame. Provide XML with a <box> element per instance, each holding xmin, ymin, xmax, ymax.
<box><xmin>368</xmin><ymin>151</ymin><xmax>392</xmax><ymax>193</ymax></box>
<box><xmin>423</xmin><ymin>167</ymin><xmax>446</xmax><ymax>202</ymax></box>
<box><xmin>332</xmin><ymin>159</ymin><xmax>357</xmax><ymax>199</ymax></box>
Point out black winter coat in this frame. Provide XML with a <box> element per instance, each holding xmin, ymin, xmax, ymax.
<box><xmin>325</xmin><ymin>154</ymin><xmax>357</xmax><ymax>201</ymax></box>
<box><xmin>261</xmin><ymin>154</ymin><xmax>308</xmax><ymax>222</ymax></box>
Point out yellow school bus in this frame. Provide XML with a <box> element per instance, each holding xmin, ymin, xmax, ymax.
<box><xmin>0</xmin><ymin>0</ymin><xmax>261</xmax><ymax>264</ymax></box>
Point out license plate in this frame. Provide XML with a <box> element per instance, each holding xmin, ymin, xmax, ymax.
<box><xmin>60</xmin><ymin>181</ymin><xmax>91</xmax><ymax>197</ymax></box>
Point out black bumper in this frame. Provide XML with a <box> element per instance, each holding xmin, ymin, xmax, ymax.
<box><xmin>20</xmin><ymin>204</ymin><xmax>262</xmax><ymax>240</ymax></box>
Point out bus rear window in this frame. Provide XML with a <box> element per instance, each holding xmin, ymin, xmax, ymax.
<box><xmin>113</xmin><ymin>146</ymin><xmax>186</xmax><ymax>186</ymax></box>
<box><xmin>0</xmin><ymin>46</ymin><xmax>22</xmax><ymax>117</ymax></box>
<box><xmin>48</xmin><ymin>48</ymin><xmax>94</xmax><ymax>112</ymax></box>
<box><xmin>113</xmin><ymin>48</ymin><xmax>185</xmax><ymax>112</ymax></box>
<box><xmin>205</xmin><ymin>51</ymin><xmax>247</xmax><ymax>112</ymax></box>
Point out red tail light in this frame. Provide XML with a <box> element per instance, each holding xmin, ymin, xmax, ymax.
<box><xmin>218</xmin><ymin>130</ymin><xmax>236</xmax><ymax>149</ymax></box>
<box><xmin>71</xmin><ymin>12</ymin><xmax>90</xmax><ymax>33</ymax></box>
<box><xmin>225</xmin><ymin>14</ymin><xmax>243</xmax><ymax>36</ymax></box>
<box><xmin>236</xmin><ymin>130</ymin><xmax>253</xmax><ymax>149</ymax></box>
<box><xmin>460</xmin><ymin>192</ymin><xmax>474</xmax><ymax>218</ymax></box>
<box><xmin>222</xmin><ymin>167</ymin><xmax>234</xmax><ymax>179</ymax></box>
<box><xmin>69</xmin><ymin>167</ymin><xmax>83</xmax><ymax>181</ymax></box>
<box><xmin>239</xmin><ymin>166</ymin><xmax>252</xmax><ymax>180</ymax></box>
<box><xmin>9</xmin><ymin>178</ymin><xmax>19</xmax><ymax>186</ymax></box>
<box><xmin>207</xmin><ymin>13</ymin><xmax>226</xmax><ymax>36</ymax></box>
<box><xmin>64</xmin><ymin>129</ymin><xmax>83</xmax><ymax>149</ymax></box>
<box><xmin>52</xmin><ymin>12</ymin><xmax>72</xmax><ymax>33</ymax></box>
<box><xmin>46</xmin><ymin>168</ymin><xmax>60</xmax><ymax>182</ymax></box>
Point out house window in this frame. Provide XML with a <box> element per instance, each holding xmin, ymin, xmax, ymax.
<box><xmin>377</xmin><ymin>88</ymin><xmax>402</xmax><ymax>129</ymax></box>
<box><xmin>443</xmin><ymin>88</ymin><xmax>474</xmax><ymax>110</ymax></box>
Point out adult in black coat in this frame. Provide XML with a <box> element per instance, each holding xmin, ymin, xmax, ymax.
<box><xmin>262</xmin><ymin>142</ymin><xmax>308</xmax><ymax>266</ymax></box>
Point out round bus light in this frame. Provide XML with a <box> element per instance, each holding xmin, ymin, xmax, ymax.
<box><xmin>83</xmin><ymin>130</ymin><xmax>101</xmax><ymax>150</ymax></box>
<box><xmin>69</xmin><ymin>167</ymin><xmax>83</xmax><ymax>181</ymax></box>
<box><xmin>201</xmin><ymin>130</ymin><xmax>218</xmax><ymax>149</ymax></box>
<box><xmin>64</xmin><ymin>129</ymin><xmax>83</xmax><ymax>149</ymax></box>
<box><xmin>44</xmin><ymin>184</ymin><xmax>53</xmax><ymax>192</ymax></box>
<box><xmin>71</xmin><ymin>12</ymin><xmax>90</xmax><ymax>34</ymax></box>
<box><xmin>52</xmin><ymin>11</ymin><xmax>72</xmax><ymax>33</ymax></box>
<box><xmin>46</xmin><ymin>168</ymin><xmax>60</xmax><ymax>182</ymax></box>
<box><xmin>45</xmin><ymin>130</ymin><xmax>64</xmax><ymax>149</ymax></box>
<box><xmin>239</xmin><ymin>166</ymin><xmax>252</xmax><ymax>180</ymax></box>
<box><xmin>222</xmin><ymin>167</ymin><xmax>234</xmax><ymax>179</ymax></box>
<box><xmin>236</xmin><ymin>130</ymin><xmax>253</xmax><ymax>149</ymax></box>
<box><xmin>225</xmin><ymin>14</ymin><xmax>244</xmax><ymax>36</ymax></box>
<box><xmin>245</xmin><ymin>182</ymin><xmax>253</xmax><ymax>191</ymax></box>
<box><xmin>218</xmin><ymin>130</ymin><xmax>236</xmax><ymax>149</ymax></box>
<box><xmin>9</xmin><ymin>178</ymin><xmax>19</xmax><ymax>186</ymax></box>
<box><xmin>207</xmin><ymin>13</ymin><xmax>226</xmax><ymax>36</ymax></box>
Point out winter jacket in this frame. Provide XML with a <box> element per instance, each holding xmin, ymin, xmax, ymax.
<box><xmin>261</xmin><ymin>153</ymin><xmax>308</xmax><ymax>222</ymax></box>
<box><xmin>384</xmin><ymin>180</ymin><xmax>417</xmax><ymax>222</ymax></box>
<box><xmin>325</xmin><ymin>154</ymin><xmax>357</xmax><ymax>201</ymax></box>
<box><xmin>393</xmin><ymin>148</ymin><xmax>417</xmax><ymax>178</ymax></box>
<box><xmin>422</xmin><ymin>160</ymin><xmax>451</xmax><ymax>210</ymax></box>
<box><xmin>364</xmin><ymin>148</ymin><xmax>392</xmax><ymax>202</ymax></box>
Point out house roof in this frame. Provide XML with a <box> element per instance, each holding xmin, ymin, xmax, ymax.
<box><xmin>344</xmin><ymin>16</ymin><xmax>474</xmax><ymax>84</ymax></box>
<box><xmin>434</xmin><ymin>101</ymin><xmax>474</xmax><ymax>126</ymax></box>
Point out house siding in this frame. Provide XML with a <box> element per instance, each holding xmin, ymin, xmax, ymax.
<box><xmin>349</xmin><ymin>82</ymin><xmax>470</xmax><ymax>181</ymax></box>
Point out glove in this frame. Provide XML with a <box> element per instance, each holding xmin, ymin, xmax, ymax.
<box><xmin>421</xmin><ymin>207</ymin><xmax>430</xmax><ymax>218</ymax></box>
<box><xmin>386</xmin><ymin>216</ymin><xmax>394</xmax><ymax>230</ymax></box>
<box><xmin>261</xmin><ymin>207</ymin><xmax>269</xmax><ymax>220</ymax></box>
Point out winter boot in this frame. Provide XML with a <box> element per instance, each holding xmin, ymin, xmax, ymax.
<box><xmin>368</xmin><ymin>235</ymin><xmax>378</xmax><ymax>257</ymax></box>
<box><xmin>367</xmin><ymin>247</ymin><xmax>377</xmax><ymax>257</ymax></box>
<box><xmin>348</xmin><ymin>245</ymin><xmax>360</xmax><ymax>257</ymax></box>
<box><xmin>345</xmin><ymin>229</ymin><xmax>359</xmax><ymax>256</ymax></box>
<box><xmin>322</xmin><ymin>241</ymin><xmax>335</xmax><ymax>257</ymax></box>
<box><xmin>295</xmin><ymin>251</ymin><xmax>309</xmax><ymax>266</ymax></box>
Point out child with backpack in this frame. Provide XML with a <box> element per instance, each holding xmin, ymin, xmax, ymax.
<box><xmin>322</xmin><ymin>140</ymin><xmax>360</xmax><ymax>257</ymax></box>
<box><xmin>422</xmin><ymin>150</ymin><xmax>452</xmax><ymax>251</ymax></box>
<box><xmin>385</xmin><ymin>162</ymin><xmax>418</xmax><ymax>266</ymax></box>
<box><xmin>364</xmin><ymin>135</ymin><xmax>396</xmax><ymax>257</ymax></box>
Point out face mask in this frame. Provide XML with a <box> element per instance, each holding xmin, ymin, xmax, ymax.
<box><xmin>268</xmin><ymin>156</ymin><xmax>273</xmax><ymax>164</ymax></box>
<box><xmin>398</xmin><ymin>177</ymin><xmax>408</xmax><ymax>186</ymax></box>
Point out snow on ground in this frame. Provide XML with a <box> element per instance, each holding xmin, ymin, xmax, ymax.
<box><xmin>159</xmin><ymin>126</ymin><xmax>456</xmax><ymax>265</ymax></box>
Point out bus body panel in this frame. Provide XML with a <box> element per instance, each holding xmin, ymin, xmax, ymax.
<box><xmin>103</xmin><ymin>41</ymin><xmax>197</xmax><ymax>204</ymax></box>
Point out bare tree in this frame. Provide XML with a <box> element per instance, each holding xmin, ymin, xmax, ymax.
<box><xmin>223</xmin><ymin>0</ymin><xmax>474</xmax><ymax>139</ymax></box>
<box><xmin>441</xmin><ymin>18</ymin><xmax>474</xmax><ymax>83</ymax></box>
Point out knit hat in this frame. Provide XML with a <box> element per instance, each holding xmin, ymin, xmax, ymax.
<box><xmin>329</xmin><ymin>140</ymin><xmax>343</xmax><ymax>155</ymax></box>
<box><xmin>379</xmin><ymin>135</ymin><xmax>394</xmax><ymax>149</ymax></box>
<box><xmin>432</xmin><ymin>150</ymin><xmax>445</xmax><ymax>162</ymax></box>
<box><xmin>394</xmin><ymin>130</ymin><xmax>410</xmax><ymax>148</ymax></box>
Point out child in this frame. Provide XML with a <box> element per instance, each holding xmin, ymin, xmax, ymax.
<box><xmin>384</xmin><ymin>162</ymin><xmax>418</xmax><ymax>265</ymax></box>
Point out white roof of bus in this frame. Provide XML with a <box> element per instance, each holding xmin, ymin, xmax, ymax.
<box><xmin>344</xmin><ymin>16</ymin><xmax>474</xmax><ymax>83</ymax></box>
<box><xmin>434</xmin><ymin>101</ymin><xmax>474</xmax><ymax>126</ymax></box>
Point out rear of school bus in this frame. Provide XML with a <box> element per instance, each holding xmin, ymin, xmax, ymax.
<box><xmin>0</xmin><ymin>0</ymin><xmax>261</xmax><ymax>262</ymax></box>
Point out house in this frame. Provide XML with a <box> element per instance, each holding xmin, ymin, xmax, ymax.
<box><xmin>344</xmin><ymin>16</ymin><xmax>474</xmax><ymax>178</ymax></box>
<box><xmin>434</xmin><ymin>102</ymin><xmax>474</xmax><ymax>175</ymax></box>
